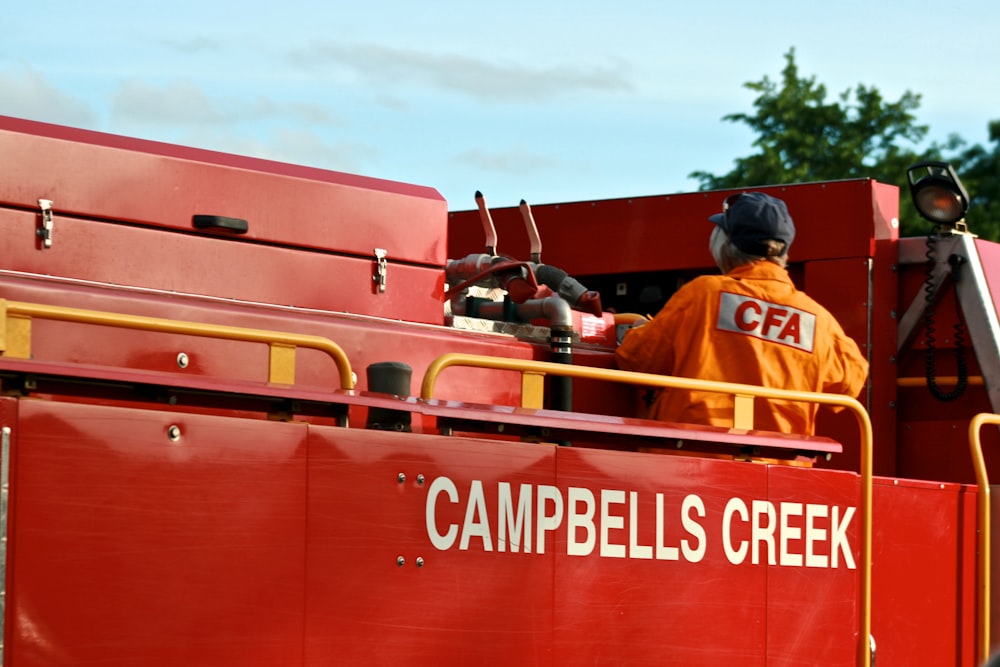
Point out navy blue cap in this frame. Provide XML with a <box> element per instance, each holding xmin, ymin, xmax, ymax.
<box><xmin>709</xmin><ymin>192</ymin><xmax>795</xmax><ymax>257</ymax></box>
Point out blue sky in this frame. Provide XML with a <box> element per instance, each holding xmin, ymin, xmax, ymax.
<box><xmin>2</xmin><ymin>1</ymin><xmax>997</xmax><ymax>210</ymax></box>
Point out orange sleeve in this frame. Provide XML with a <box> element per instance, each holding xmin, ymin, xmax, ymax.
<box><xmin>821</xmin><ymin>317</ymin><xmax>870</xmax><ymax>399</ymax></box>
<box><xmin>614</xmin><ymin>280</ymin><xmax>702</xmax><ymax>375</ymax></box>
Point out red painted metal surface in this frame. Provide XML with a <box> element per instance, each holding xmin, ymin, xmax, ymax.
<box><xmin>1</xmin><ymin>392</ymin><xmax>983</xmax><ymax>666</ymax></box>
<box><xmin>448</xmin><ymin>180</ymin><xmax>894</xmax><ymax>276</ymax></box>
<box><xmin>305</xmin><ymin>427</ymin><xmax>556</xmax><ymax>666</ymax></box>
<box><xmin>552</xmin><ymin>448</ymin><xmax>771</xmax><ymax>664</ymax></box>
<box><xmin>303</xmin><ymin>428</ymin><xmax>865</xmax><ymax>666</ymax></box>
<box><xmin>0</xmin><ymin>207</ymin><xmax>447</xmax><ymax>324</ymax></box>
<box><xmin>804</xmin><ymin>258</ymin><xmax>881</xmax><ymax>475</ymax></box>
<box><xmin>8</xmin><ymin>399</ymin><xmax>309</xmax><ymax>666</ymax></box>
<box><xmin>419</xmin><ymin>397</ymin><xmax>843</xmax><ymax>457</ymax></box>
<box><xmin>870</xmin><ymin>477</ymin><xmax>978</xmax><ymax>666</ymax></box>
<box><xmin>765</xmin><ymin>465</ymin><xmax>859</xmax><ymax>666</ymax></box>
<box><xmin>0</xmin><ymin>115</ymin><xmax>447</xmax><ymax>266</ymax></box>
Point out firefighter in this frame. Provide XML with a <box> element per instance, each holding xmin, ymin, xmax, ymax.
<box><xmin>614</xmin><ymin>191</ymin><xmax>868</xmax><ymax>435</ymax></box>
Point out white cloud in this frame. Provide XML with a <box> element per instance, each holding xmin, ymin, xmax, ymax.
<box><xmin>288</xmin><ymin>41</ymin><xmax>633</xmax><ymax>102</ymax></box>
<box><xmin>287</xmin><ymin>102</ymin><xmax>344</xmax><ymax>126</ymax></box>
<box><xmin>112</xmin><ymin>80</ymin><xmax>244</xmax><ymax>125</ymax></box>
<box><xmin>454</xmin><ymin>146</ymin><xmax>560</xmax><ymax>174</ymax></box>
<box><xmin>110</xmin><ymin>80</ymin><xmax>343</xmax><ymax>129</ymax></box>
<box><xmin>0</xmin><ymin>66</ymin><xmax>98</xmax><ymax>127</ymax></box>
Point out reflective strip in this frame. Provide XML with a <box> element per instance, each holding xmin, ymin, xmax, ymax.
<box><xmin>717</xmin><ymin>292</ymin><xmax>816</xmax><ymax>353</ymax></box>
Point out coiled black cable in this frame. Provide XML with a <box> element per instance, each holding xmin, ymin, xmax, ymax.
<box><xmin>923</xmin><ymin>230</ymin><xmax>969</xmax><ymax>401</ymax></box>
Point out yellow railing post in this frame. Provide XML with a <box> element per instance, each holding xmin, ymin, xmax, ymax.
<box><xmin>969</xmin><ymin>413</ymin><xmax>998</xmax><ymax>664</ymax></box>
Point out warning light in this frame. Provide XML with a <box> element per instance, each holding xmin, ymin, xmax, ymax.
<box><xmin>906</xmin><ymin>161</ymin><xmax>970</xmax><ymax>229</ymax></box>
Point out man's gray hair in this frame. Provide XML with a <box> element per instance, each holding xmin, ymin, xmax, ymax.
<box><xmin>709</xmin><ymin>226</ymin><xmax>788</xmax><ymax>273</ymax></box>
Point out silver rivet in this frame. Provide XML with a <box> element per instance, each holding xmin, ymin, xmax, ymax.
<box><xmin>416</xmin><ymin>474</ymin><xmax>425</xmax><ymax>485</ymax></box>
<box><xmin>396</xmin><ymin>556</ymin><xmax>405</xmax><ymax>567</ymax></box>
<box><xmin>176</xmin><ymin>352</ymin><xmax>189</xmax><ymax>369</ymax></box>
<box><xmin>416</xmin><ymin>557</ymin><xmax>424</xmax><ymax>568</ymax></box>
<box><xmin>398</xmin><ymin>473</ymin><xmax>406</xmax><ymax>483</ymax></box>
<box><xmin>167</xmin><ymin>425</ymin><xmax>181</xmax><ymax>442</ymax></box>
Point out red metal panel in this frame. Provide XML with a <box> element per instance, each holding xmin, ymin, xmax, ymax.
<box><xmin>549</xmin><ymin>451</ymin><xmax>863</xmax><ymax>666</ymax></box>
<box><xmin>8</xmin><ymin>400</ymin><xmax>308</xmax><ymax>666</ymax></box>
<box><xmin>0</xmin><ymin>115</ymin><xmax>447</xmax><ymax>266</ymax></box>
<box><xmin>551</xmin><ymin>449</ymin><xmax>768</xmax><ymax>664</ymax></box>
<box><xmin>765</xmin><ymin>465</ymin><xmax>859</xmax><ymax>666</ymax></box>
<box><xmin>448</xmin><ymin>180</ymin><xmax>895</xmax><ymax>276</ymax></box>
<box><xmin>3</xmin><ymin>396</ymin><xmax>973</xmax><ymax>665</ymax></box>
<box><xmin>870</xmin><ymin>477</ymin><xmax>978</xmax><ymax>666</ymax></box>
<box><xmin>304</xmin><ymin>427</ymin><xmax>556</xmax><ymax>666</ymax></box>
<box><xmin>803</xmin><ymin>258</ymin><xmax>882</xmax><ymax>476</ymax></box>
<box><xmin>0</xmin><ymin>207</ymin><xmax>446</xmax><ymax>324</ymax></box>
<box><xmin>896</xmin><ymin>420</ymin><xmax>997</xmax><ymax>485</ymax></box>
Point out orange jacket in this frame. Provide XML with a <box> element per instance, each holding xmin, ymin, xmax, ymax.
<box><xmin>614</xmin><ymin>261</ymin><xmax>869</xmax><ymax>434</ymax></box>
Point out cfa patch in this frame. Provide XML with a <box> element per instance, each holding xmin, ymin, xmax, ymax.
<box><xmin>716</xmin><ymin>292</ymin><xmax>816</xmax><ymax>352</ymax></box>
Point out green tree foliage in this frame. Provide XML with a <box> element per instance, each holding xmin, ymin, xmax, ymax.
<box><xmin>690</xmin><ymin>48</ymin><xmax>998</xmax><ymax>239</ymax></box>
<box><xmin>948</xmin><ymin>121</ymin><xmax>1000</xmax><ymax>240</ymax></box>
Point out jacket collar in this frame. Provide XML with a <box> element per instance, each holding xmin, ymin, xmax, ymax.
<box><xmin>726</xmin><ymin>260</ymin><xmax>793</xmax><ymax>284</ymax></box>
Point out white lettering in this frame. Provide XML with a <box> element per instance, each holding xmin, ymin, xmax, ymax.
<box><xmin>460</xmin><ymin>480</ymin><xmax>492</xmax><ymax>551</ymax></box>
<box><xmin>600</xmin><ymin>489</ymin><xmax>626</xmax><ymax>558</ymax></box>
<box><xmin>629</xmin><ymin>491</ymin><xmax>653</xmax><ymax>559</ymax></box>
<box><xmin>536</xmin><ymin>485</ymin><xmax>563</xmax><ymax>555</ymax></box>
<box><xmin>831</xmin><ymin>506</ymin><xmax>856</xmax><ymax>569</ymax></box>
<box><xmin>752</xmin><ymin>500</ymin><xmax>776</xmax><ymax>565</ymax></box>
<box><xmin>779</xmin><ymin>502</ymin><xmax>803</xmax><ymax>566</ymax></box>
<box><xmin>567</xmin><ymin>487</ymin><xmax>596</xmax><ymax>556</ymax></box>
<box><xmin>805</xmin><ymin>503</ymin><xmax>829</xmax><ymax>568</ymax></box>
<box><xmin>717</xmin><ymin>292</ymin><xmax>817</xmax><ymax>352</ymax></box>
<box><xmin>723</xmin><ymin>498</ymin><xmax>749</xmax><ymax>564</ymax></box>
<box><xmin>498</xmin><ymin>482</ymin><xmax>532</xmax><ymax>553</ymax></box>
<box><xmin>656</xmin><ymin>493</ymin><xmax>679</xmax><ymax>561</ymax></box>
<box><xmin>424</xmin><ymin>477</ymin><xmax>856</xmax><ymax>570</ymax></box>
<box><xmin>426</xmin><ymin>476</ymin><xmax>459</xmax><ymax>550</ymax></box>
<box><xmin>681</xmin><ymin>494</ymin><xmax>706</xmax><ymax>562</ymax></box>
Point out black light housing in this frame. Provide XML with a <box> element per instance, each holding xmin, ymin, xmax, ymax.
<box><xmin>906</xmin><ymin>161</ymin><xmax>970</xmax><ymax>228</ymax></box>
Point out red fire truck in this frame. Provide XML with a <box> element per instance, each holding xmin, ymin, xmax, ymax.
<box><xmin>0</xmin><ymin>114</ymin><xmax>995</xmax><ymax>666</ymax></box>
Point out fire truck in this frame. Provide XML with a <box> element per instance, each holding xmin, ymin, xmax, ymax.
<box><xmin>0</xmin><ymin>114</ymin><xmax>995</xmax><ymax>666</ymax></box>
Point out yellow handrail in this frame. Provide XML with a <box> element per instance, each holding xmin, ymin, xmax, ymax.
<box><xmin>898</xmin><ymin>375</ymin><xmax>984</xmax><ymax>387</ymax></box>
<box><xmin>969</xmin><ymin>413</ymin><xmax>998</xmax><ymax>664</ymax></box>
<box><xmin>0</xmin><ymin>299</ymin><xmax>355</xmax><ymax>390</ymax></box>
<box><xmin>421</xmin><ymin>351</ymin><xmax>874</xmax><ymax>666</ymax></box>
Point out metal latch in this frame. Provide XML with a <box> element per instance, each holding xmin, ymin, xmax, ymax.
<box><xmin>373</xmin><ymin>248</ymin><xmax>388</xmax><ymax>293</ymax></box>
<box><xmin>37</xmin><ymin>199</ymin><xmax>54</xmax><ymax>249</ymax></box>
